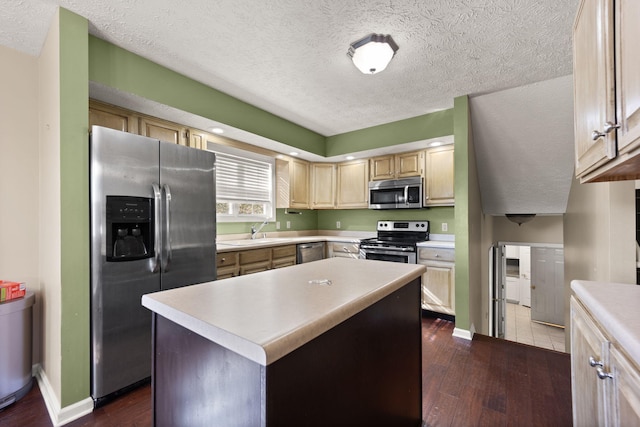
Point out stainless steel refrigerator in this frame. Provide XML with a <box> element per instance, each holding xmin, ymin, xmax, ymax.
<box><xmin>89</xmin><ymin>125</ymin><xmax>216</xmax><ymax>404</ymax></box>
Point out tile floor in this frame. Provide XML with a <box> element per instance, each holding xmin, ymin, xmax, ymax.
<box><xmin>505</xmin><ymin>302</ymin><xmax>566</xmax><ymax>352</ymax></box>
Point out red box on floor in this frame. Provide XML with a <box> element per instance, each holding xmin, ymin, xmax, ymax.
<box><xmin>0</xmin><ymin>281</ymin><xmax>26</xmax><ymax>302</ymax></box>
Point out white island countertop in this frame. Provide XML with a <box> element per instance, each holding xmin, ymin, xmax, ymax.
<box><xmin>142</xmin><ymin>258</ymin><xmax>424</xmax><ymax>366</ymax></box>
<box><xmin>572</xmin><ymin>280</ymin><xmax>640</xmax><ymax>365</ymax></box>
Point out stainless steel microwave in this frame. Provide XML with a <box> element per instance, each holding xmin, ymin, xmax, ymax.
<box><xmin>368</xmin><ymin>177</ymin><xmax>423</xmax><ymax>209</ymax></box>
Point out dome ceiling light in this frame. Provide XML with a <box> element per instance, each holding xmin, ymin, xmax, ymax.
<box><xmin>347</xmin><ymin>33</ymin><xmax>399</xmax><ymax>75</ymax></box>
<box><xmin>505</xmin><ymin>214</ymin><xmax>537</xmax><ymax>226</ymax></box>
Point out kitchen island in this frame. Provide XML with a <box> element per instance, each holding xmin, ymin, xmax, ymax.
<box><xmin>141</xmin><ymin>257</ymin><xmax>425</xmax><ymax>426</ymax></box>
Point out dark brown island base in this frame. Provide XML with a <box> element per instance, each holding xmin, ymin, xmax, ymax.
<box><xmin>142</xmin><ymin>257</ymin><xmax>425</xmax><ymax>426</ymax></box>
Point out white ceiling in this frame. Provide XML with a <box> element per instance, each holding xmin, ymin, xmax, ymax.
<box><xmin>1</xmin><ymin>0</ymin><xmax>581</xmax><ymax>215</ymax></box>
<box><xmin>1</xmin><ymin>0</ymin><xmax>579</xmax><ymax>136</ymax></box>
<box><xmin>470</xmin><ymin>75</ymin><xmax>575</xmax><ymax>215</ymax></box>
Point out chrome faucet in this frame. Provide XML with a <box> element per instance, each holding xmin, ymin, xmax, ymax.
<box><xmin>250</xmin><ymin>220</ymin><xmax>269</xmax><ymax>239</ymax></box>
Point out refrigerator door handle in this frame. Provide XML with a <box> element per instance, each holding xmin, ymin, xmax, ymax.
<box><xmin>163</xmin><ymin>184</ymin><xmax>173</xmax><ymax>272</ymax></box>
<box><xmin>152</xmin><ymin>183</ymin><xmax>162</xmax><ymax>273</ymax></box>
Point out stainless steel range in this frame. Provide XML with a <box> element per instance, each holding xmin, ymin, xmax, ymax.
<box><xmin>360</xmin><ymin>220</ymin><xmax>429</xmax><ymax>264</ymax></box>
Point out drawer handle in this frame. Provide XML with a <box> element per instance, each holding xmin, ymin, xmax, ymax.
<box><xmin>435</xmin><ymin>254</ymin><xmax>440</xmax><ymax>258</ymax></box>
<box><xmin>221</xmin><ymin>257</ymin><xmax>226</xmax><ymax>262</ymax></box>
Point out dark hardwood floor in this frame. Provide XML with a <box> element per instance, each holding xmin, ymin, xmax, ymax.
<box><xmin>422</xmin><ymin>317</ymin><xmax>572</xmax><ymax>427</ymax></box>
<box><xmin>0</xmin><ymin>316</ymin><xmax>572</xmax><ymax>427</ymax></box>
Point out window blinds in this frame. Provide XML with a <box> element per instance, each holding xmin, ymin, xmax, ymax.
<box><xmin>215</xmin><ymin>152</ymin><xmax>272</xmax><ymax>203</ymax></box>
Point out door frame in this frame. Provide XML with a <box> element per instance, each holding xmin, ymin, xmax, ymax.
<box><xmin>489</xmin><ymin>241</ymin><xmax>564</xmax><ymax>340</ymax></box>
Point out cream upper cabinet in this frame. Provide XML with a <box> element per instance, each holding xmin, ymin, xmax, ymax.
<box><xmin>89</xmin><ymin>101</ymin><xmax>138</xmax><ymax>134</ymax></box>
<box><xmin>311</xmin><ymin>163</ymin><xmax>336</xmax><ymax>209</ymax></box>
<box><xmin>187</xmin><ymin>129</ymin><xmax>208</xmax><ymax>150</ymax></box>
<box><xmin>614</xmin><ymin>0</ymin><xmax>640</xmax><ymax>156</ymax></box>
<box><xmin>395</xmin><ymin>151</ymin><xmax>423</xmax><ymax>178</ymax></box>
<box><xmin>290</xmin><ymin>158</ymin><xmax>310</xmax><ymax>209</ymax></box>
<box><xmin>424</xmin><ymin>146</ymin><xmax>454</xmax><ymax>206</ymax></box>
<box><xmin>573</xmin><ymin>0</ymin><xmax>640</xmax><ymax>182</ymax></box>
<box><xmin>369</xmin><ymin>155</ymin><xmax>395</xmax><ymax>180</ymax></box>
<box><xmin>276</xmin><ymin>158</ymin><xmax>310</xmax><ymax>209</ymax></box>
<box><xmin>139</xmin><ymin>116</ymin><xmax>187</xmax><ymax>146</ymax></box>
<box><xmin>369</xmin><ymin>151</ymin><xmax>423</xmax><ymax>181</ymax></box>
<box><xmin>336</xmin><ymin>159</ymin><xmax>369</xmax><ymax>209</ymax></box>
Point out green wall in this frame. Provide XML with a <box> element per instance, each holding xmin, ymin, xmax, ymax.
<box><xmin>325</xmin><ymin>109</ymin><xmax>454</xmax><ymax>156</ymax></box>
<box><xmin>217</xmin><ymin>208</ymin><xmax>455</xmax><ymax>236</ymax></box>
<box><xmin>217</xmin><ymin>209</ymin><xmax>319</xmax><ymax>235</ymax></box>
<box><xmin>453</xmin><ymin>95</ymin><xmax>471</xmax><ymax>331</ymax></box>
<box><xmin>317</xmin><ymin>208</ymin><xmax>454</xmax><ymax>234</ymax></box>
<box><xmin>88</xmin><ymin>37</ymin><xmax>325</xmax><ymax>156</ymax></box>
<box><xmin>59</xmin><ymin>8</ymin><xmax>90</xmax><ymax>406</ymax></box>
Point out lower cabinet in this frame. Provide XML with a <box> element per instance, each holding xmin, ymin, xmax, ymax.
<box><xmin>217</xmin><ymin>245</ymin><xmax>297</xmax><ymax>278</ymax></box>
<box><xmin>271</xmin><ymin>245</ymin><xmax>297</xmax><ymax>269</ymax></box>
<box><xmin>571</xmin><ymin>296</ymin><xmax>640</xmax><ymax>426</ymax></box>
<box><xmin>570</xmin><ymin>297</ymin><xmax>610</xmax><ymax>426</ymax></box>
<box><xmin>418</xmin><ymin>247</ymin><xmax>455</xmax><ymax>315</ymax></box>
<box><xmin>216</xmin><ymin>252</ymin><xmax>239</xmax><ymax>279</ymax></box>
<box><xmin>239</xmin><ymin>248</ymin><xmax>273</xmax><ymax>276</ymax></box>
<box><xmin>610</xmin><ymin>346</ymin><xmax>640</xmax><ymax>425</ymax></box>
<box><xmin>327</xmin><ymin>242</ymin><xmax>360</xmax><ymax>259</ymax></box>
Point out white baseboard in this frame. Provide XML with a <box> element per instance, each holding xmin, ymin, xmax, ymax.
<box><xmin>33</xmin><ymin>364</ymin><xmax>94</xmax><ymax>427</ymax></box>
<box><xmin>452</xmin><ymin>327</ymin><xmax>474</xmax><ymax>340</ymax></box>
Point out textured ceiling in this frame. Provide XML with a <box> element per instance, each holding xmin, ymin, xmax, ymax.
<box><xmin>1</xmin><ymin>0</ymin><xmax>579</xmax><ymax>136</ymax></box>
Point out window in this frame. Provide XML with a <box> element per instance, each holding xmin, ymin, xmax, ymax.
<box><xmin>208</xmin><ymin>142</ymin><xmax>275</xmax><ymax>222</ymax></box>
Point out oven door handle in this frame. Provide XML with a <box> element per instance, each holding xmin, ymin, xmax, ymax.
<box><xmin>360</xmin><ymin>245</ymin><xmax>414</xmax><ymax>252</ymax></box>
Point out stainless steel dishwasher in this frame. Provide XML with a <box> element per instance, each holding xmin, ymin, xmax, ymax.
<box><xmin>296</xmin><ymin>242</ymin><xmax>325</xmax><ymax>263</ymax></box>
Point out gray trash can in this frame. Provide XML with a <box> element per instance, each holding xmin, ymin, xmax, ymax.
<box><xmin>0</xmin><ymin>291</ymin><xmax>34</xmax><ymax>410</ymax></box>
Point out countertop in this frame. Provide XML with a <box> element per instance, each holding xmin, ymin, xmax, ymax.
<box><xmin>216</xmin><ymin>235</ymin><xmax>367</xmax><ymax>252</ymax></box>
<box><xmin>142</xmin><ymin>257</ymin><xmax>425</xmax><ymax>366</ymax></box>
<box><xmin>417</xmin><ymin>233</ymin><xmax>455</xmax><ymax>249</ymax></box>
<box><xmin>572</xmin><ymin>280</ymin><xmax>640</xmax><ymax>365</ymax></box>
<box><xmin>217</xmin><ymin>233</ymin><xmax>455</xmax><ymax>251</ymax></box>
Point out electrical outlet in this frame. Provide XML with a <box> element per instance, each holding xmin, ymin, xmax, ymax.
<box><xmin>276</xmin><ymin>221</ymin><xmax>281</xmax><ymax>230</ymax></box>
<box><xmin>286</xmin><ymin>221</ymin><xmax>291</xmax><ymax>229</ymax></box>
<box><xmin>336</xmin><ymin>221</ymin><xmax>341</xmax><ymax>229</ymax></box>
<box><xmin>442</xmin><ymin>223</ymin><xmax>448</xmax><ymax>232</ymax></box>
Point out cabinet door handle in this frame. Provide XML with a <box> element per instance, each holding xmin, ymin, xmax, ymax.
<box><xmin>592</xmin><ymin>122</ymin><xmax>620</xmax><ymax>141</ymax></box>
<box><xmin>589</xmin><ymin>356</ymin><xmax>603</xmax><ymax>368</ymax></box>
<box><xmin>596</xmin><ymin>366</ymin><xmax>614</xmax><ymax>380</ymax></box>
<box><xmin>603</xmin><ymin>121</ymin><xmax>620</xmax><ymax>133</ymax></box>
<box><xmin>591</xmin><ymin>121</ymin><xmax>620</xmax><ymax>159</ymax></box>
